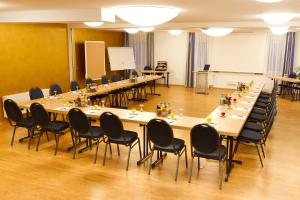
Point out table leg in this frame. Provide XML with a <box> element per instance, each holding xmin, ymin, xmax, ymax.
<box><xmin>167</xmin><ymin>72</ymin><xmax>169</xmax><ymax>88</ymax></box>
<box><xmin>152</xmin><ymin>80</ymin><xmax>161</xmax><ymax>96</ymax></box>
<box><xmin>225</xmin><ymin>136</ymin><xmax>242</xmax><ymax>182</ymax></box>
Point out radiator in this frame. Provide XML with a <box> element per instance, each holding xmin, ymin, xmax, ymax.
<box><xmin>2</xmin><ymin>89</ymin><xmax>49</xmax><ymax>118</ymax></box>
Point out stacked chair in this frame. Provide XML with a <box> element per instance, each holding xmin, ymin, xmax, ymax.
<box><xmin>234</xmin><ymin>82</ymin><xmax>278</xmax><ymax>167</ymax></box>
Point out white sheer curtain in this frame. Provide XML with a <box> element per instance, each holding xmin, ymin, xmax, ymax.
<box><xmin>266</xmin><ymin>33</ymin><xmax>287</xmax><ymax>76</ymax></box>
<box><xmin>128</xmin><ymin>32</ymin><xmax>148</xmax><ymax>72</ymax></box>
<box><xmin>192</xmin><ymin>31</ymin><xmax>209</xmax><ymax>87</ymax></box>
<box><xmin>195</xmin><ymin>31</ymin><xmax>209</xmax><ymax>71</ymax></box>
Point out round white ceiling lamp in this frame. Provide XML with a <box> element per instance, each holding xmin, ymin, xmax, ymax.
<box><xmin>201</xmin><ymin>27</ymin><xmax>233</xmax><ymax>37</ymax></box>
<box><xmin>83</xmin><ymin>22</ymin><xmax>104</xmax><ymax>27</ymax></box>
<box><xmin>260</xmin><ymin>13</ymin><xmax>294</xmax><ymax>25</ymax></box>
<box><xmin>270</xmin><ymin>27</ymin><xmax>289</xmax><ymax>35</ymax></box>
<box><xmin>168</xmin><ymin>29</ymin><xmax>183</xmax><ymax>36</ymax></box>
<box><xmin>139</xmin><ymin>27</ymin><xmax>155</xmax><ymax>32</ymax></box>
<box><xmin>256</xmin><ymin>0</ymin><xmax>282</xmax><ymax>3</ymax></box>
<box><xmin>125</xmin><ymin>28</ymin><xmax>140</xmax><ymax>34</ymax></box>
<box><xmin>115</xmin><ymin>5</ymin><xmax>180</xmax><ymax>26</ymax></box>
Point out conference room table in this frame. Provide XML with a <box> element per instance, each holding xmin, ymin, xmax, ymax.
<box><xmin>18</xmin><ymin>78</ymin><xmax>265</xmax><ymax>182</ymax></box>
<box><xmin>141</xmin><ymin>70</ymin><xmax>170</xmax><ymax>88</ymax></box>
<box><xmin>269</xmin><ymin>76</ymin><xmax>300</xmax><ymax>101</ymax></box>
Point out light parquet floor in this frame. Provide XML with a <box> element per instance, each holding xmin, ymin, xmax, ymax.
<box><xmin>0</xmin><ymin>85</ymin><xmax>300</xmax><ymax>200</ymax></box>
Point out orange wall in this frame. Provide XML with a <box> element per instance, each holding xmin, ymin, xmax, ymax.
<box><xmin>0</xmin><ymin>23</ymin><xmax>70</xmax><ymax>119</ymax></box>
<box><xmin>72</xmin><ymin>28</ymin><xmax>125</xmax><ymax>85</ymax></box>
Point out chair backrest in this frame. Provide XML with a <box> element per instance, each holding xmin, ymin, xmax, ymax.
<box><xmin>100</xmin><ymin>112</ymin><xmax>123</xmax><ymax>139</ymax></box>
<box><xmin>68</xmin><ymin>108</ymin><xmax>90</xmax><ymax>133</ymax></box>
<box><xmin>131</xmin><ymin>70</ymin><xmax>139</xmax><ymax>77</ymax></box>
<box><xmin>29</xmin><ymin>87</ymin><xmax>44</xmax><ymax>100</ymax></box>
<box><xmin>85</xmin><ymin>78</ymin><xmax>93</xmax><ymax>85</ymax></box>
<box><xmin>30</xmin><ymin>103</ymin><xmax>50</xmax><ymax>128</ymax></box>
<box><xmin>147</xmin><ymin>119</ymin><xmax>174</xmax><ymax>147</ymax></box>
<box><xmin>288</xmin><ymin>72</ymin><xmax>297</xmax><ymax>78</ymax></box>
<box><xmin>111</xmin><ymin>74</ymin><xmax>119</xmax><ymax>82</ymax></box>
<box><xmin>144</xmin><ymin>66</ymin><xmax>153</xmax><ymax>70</ymax></box>
<box><xmin>101</xmin><ymin>75</ymin><xmax>109</xmax><ymax>84</ymax></box>
<box><xmin>190</xmin><ymin>124</ymin><xmax>220</xmax><ymax>154</ymax></box>
<box><xmin>70</xmin><ymin>80</ymin><xmax>80</xmax><ymax>91</ymax></box>
<box><xmin>49</xmin><ymin>83</ymin><xmax>63</xmax><ymax>96</ymax></box>
<box><xmin>4</xmin><ymin>99</ymin><xmax>23</xmax><ymax>123</ymax></box>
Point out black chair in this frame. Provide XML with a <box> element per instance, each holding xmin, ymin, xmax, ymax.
<box><xmin>111</xmin><ymin>74</ymin><xmax>119</xmax><ymax>82</ymax></box>
<box><xmin>4</xmin><ymin>99</ymin><xmax>35</xmax><ymax>148</ymax></box>
<box><xmin>49</xmin><ymin>83</ymin><xmax>63</xmax><ymax>96</ymax></box>
<box><xmin>143</xmin><ymin>66</ymin><xmax>153</xmax><ymax>75</ymax></box>
<box><xmin>29</xmin><ymin>87</ymin><xmax>44</xmax><ymax>100</ymax></box>
<box><xmin>188</xmin><ymin>124</ymin><xmax>227</xmax><ymax>189</ymax></box>
<box><xmin>147</xmin><ymin>119</ymin><xmax>187</xmax><ymax>181</ymax></box>
<box><xmin>101</xmin><ymin>75</ymin><xmax>109</xmax><ymax>84</ymax></box>
<box><xmin>68</xmin><ymin>108</ymin><xmax>104</xmax><ymax>163</ymax></box>
<box><xmin>30</xmin><ymin>103</ymin><xmax>69</xmax><ymax>154</ymax></box>
<box><xmin>85</xmin><ymin>78</ymin><xmax>93</xmax><ymax>85</ymax></box>
<box><xmin>100</xmin><ymin>112</ymin><xmax>141</xmax><ymax>170</ymax></box>
<box><xmin>132</xmin><ymin>70</ymin><xmax>139</xmax><ymax>77</ymax></box>
<box><xmin>70</xmin><ymin>80</ymin><xmax>80</xmax><ymax>91</ymax></box>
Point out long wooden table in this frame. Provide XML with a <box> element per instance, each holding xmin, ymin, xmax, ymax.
<box><xmin>18</xmin><ymin>79</ymin><xmax>265</xmax><ymax>182</ymax></box>
<box><xmin>141</xmin><ymin>70</ymin><xmax>170</xmax><ymax>87</ymax></box>
<box><xmin>269</xmin><ymin>76</ymin><xmax>300</xmax><ymax>100</ymax></box>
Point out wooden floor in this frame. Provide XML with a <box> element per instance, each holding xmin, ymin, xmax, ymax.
<box><xmin>1</xmin><ymin>85</ymin><xmax>300</xmax><ymax>200</ymax></box>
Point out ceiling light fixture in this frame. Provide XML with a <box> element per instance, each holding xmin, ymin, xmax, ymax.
<box><xmin>168</xmin><ymin>29</ymin><xmax>183</xmax><ymax>36</ymax></box>
<box><xmin>270</xmin><ymin>27</ymin><xmax>289</xmax><ymax>35</ymax></box>
<box><xmin>201</xmin><ymin>27</ymin><xmax>233</xmax><ymax>37</ymax></box>
<box><xmin>256</xmin><ymin>0</ymin><xmax>282</xmax><ymax>3</ymax></box>
<box><xmin>125</xmin><ymin>28</ymin><xmax>140</xmax><ymax>34</ymax></box>
<box><xmin>115</xmin><ymin>6</ymin><xmax>180</xmax><ymax>26</ymax></box>
<box><xmin>260</xmin><ymin>13</ymin><xmax>294</xmax><ymax>25</ymax></box>
<box><xmin>139</xmin><ymin>27</ymin><xmax>155</xmax><ymax>32</ymax></box>
<box><xmin>84</xmin><ymin>22</ymin><xmax>104</xmax><ymax>27</ymax></box>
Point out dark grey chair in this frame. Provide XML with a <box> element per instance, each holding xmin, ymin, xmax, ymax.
<box><xmin>68</xmin><ymin>108</ymin><xmax>104</xmax><ymax>163</ymax></box>
<box><xmin>49</xmin><ymin>83</ymin><xmax>63</xmax><ymax>96</ymax></box>
<box><xmin>70</xmin><ymin>80</ymin><xmax>80</xmax><ymax>91</ymax></box>
<box><xmin>29</xmin><ymin>87</ymin><xmax>44</xmax><ymax>100</ymax></box>
<box><xmin>188</xmin><ymin>124</ymin><xmax>227</xmax><ymax>189</ymax></box>
<box><xmin>30</xmin><ymin>103</ymin><xmax>69</xmax><ymax>154</ymax></box>
<box><xmin>100</xmin><ymin>112</ymin><xmax>141</xmax><ymax>170</ymax></box>
<box><xmin>4</xmin><ymin>99</ymin><xmax>35</xmax><ymax>148</ymax></box>
<box><xmin>147</xmin><ymin>119</ymin><xmax>187</xmax><ymax>181</ymax></box>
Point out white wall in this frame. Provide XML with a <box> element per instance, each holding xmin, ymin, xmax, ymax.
<box><xmin>208</xmin><ymin>32</ymin><xmax>268</xmax><ymax>73</ymax></box>
<box><xmin>154</xmin><ymin>31</ymin><xmax>188</xmax><ymax>85</ymax></box>
<box><xmin>294</xmin><ymin>32</ymin><xmax>300</xmax><ymax>71</ymax></box>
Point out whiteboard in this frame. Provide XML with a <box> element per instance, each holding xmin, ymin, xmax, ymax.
<box><xmin>85</xmin><ymin>41</ymin><xmax>106</xmax><ymax>80</ymax></box>
<box><xmin>209</xmin><ymin>33</ymin><xmax>268</xmax><ymax>73</ymax></box>
<box><xmin>107</xmin><ymin>47</ymin><xmax>136</xmax><ymax>71</ymax></box>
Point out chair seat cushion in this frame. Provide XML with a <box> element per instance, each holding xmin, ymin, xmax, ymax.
<box><xmin>78</xmin><ymin>126</ymin><xmax>104</xmax><ymax>138</ymax></box>
<box><xmin>249</xmin><ymin>113</ymin><xmax>266</xmax><ymax>122</ymax></box>
<box><xmin>252</xmin><ymin>107</ymin><xmax>266</xmax><ymax>115</ymax></box>
<box><xmin>239</xmin><ymin>129</ymin><xmax>263</xmax><ymax>143</ymax></box>
<box><xmin>16</xmin><ymin>117</ymin><xmax>35</xmax><ymax>128</ymax></box>
<box><xmin>46</xmin><ymin>121</ymin><xmax>69</xmax><ymax>133</ymax></box>
<box><xmin>194</xmin><ymin>145</ymin><xmax>227</xmax><ymax>160</ymax></box>
<box><xmin>257</xmin><ymin>98</ymin><xmax>269</xmax><ymax>104</ymax></box>
<box><xmin>108</xmin><ymin>130</ymin><xmax>138</xmax><ymax>145</ymax></box>
<box><xmin>255</xmin><ymin>102</ymin><xmax>268</xmax><ymax>109</ymax></box>
<box><xmin>154</xmin><ymin>138</ymin><xmax>185</xmax><ymax>153</ymax></box>
<box><xmin>244</xmin><ymin>122</ymin><xmax>263</xmax><ymax>132</ymax></box>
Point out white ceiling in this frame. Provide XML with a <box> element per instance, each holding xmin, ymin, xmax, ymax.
<box><xmin>0</xmin><ymin>0</ymin><xmax>300</xmax><ymax>29</ymax></box>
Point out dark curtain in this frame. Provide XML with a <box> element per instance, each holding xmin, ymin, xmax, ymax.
<box><xmin>185</xmin><ymin>32</ymin><xmax>195</xmax><ymax>88</ymax></box>
<box><xmin>283</xmin><ymin>32</ymin><xmax>296</xmax><ymax>76</ymax></box>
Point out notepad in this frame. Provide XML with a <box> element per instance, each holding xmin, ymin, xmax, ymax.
<box><xmin>55</xmin><ymin>107</ymin><xmax>70</xmax><ymax>111</ymax></box>
<box><xmin>229</xmin><ymin>115</ymin><xmax>246</xmax><ymax>120</ymax></box>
